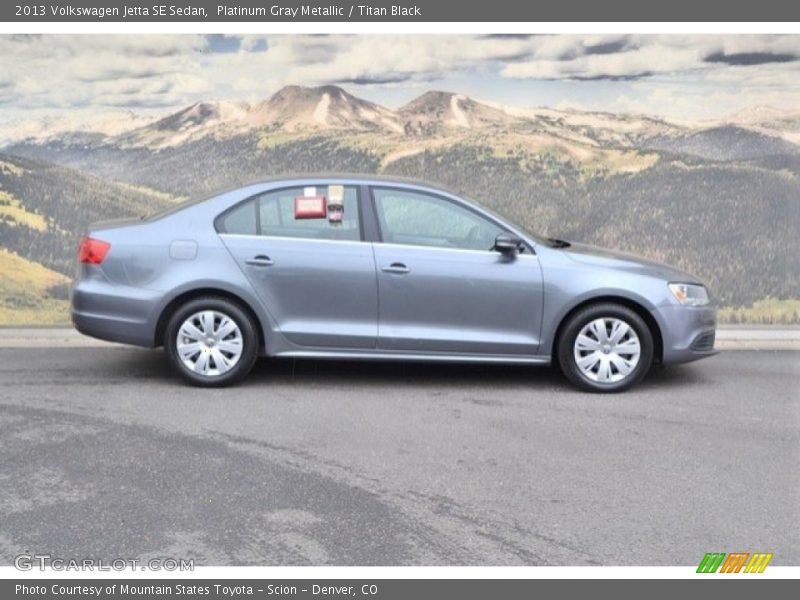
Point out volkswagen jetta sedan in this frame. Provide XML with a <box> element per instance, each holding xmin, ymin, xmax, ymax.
<box><xmin>72</xmin><ymin>176</ymin><xmax>716</xmax><ymax>392</ymax></box>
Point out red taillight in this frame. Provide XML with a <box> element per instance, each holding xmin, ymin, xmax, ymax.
<box><xmin>78</xmin><ymin>237</ymin><xmax>111</xmax><ymax>264</ymax></box>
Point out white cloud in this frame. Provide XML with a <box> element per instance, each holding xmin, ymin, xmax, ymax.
<box><xmin>503</xmin><ymin>45</ymin><xmax>702</xmax><ymax>80</ymax></box>
<box><xmin>502</xmin><ymin>35</ymin><xmax>800</xmax><ymax>80</ymax></box>
<box><xmin>0</xmin><ymin>34</ymin><xmax>797</xmax><ymax>126</ymax></box>
<box><xmin>0</xmin><ymin>35</ymin><xmax>207</xmax><ymax>113</ymax></box>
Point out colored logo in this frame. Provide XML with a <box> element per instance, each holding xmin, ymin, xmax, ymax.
<box><xmin>697</xmin><ymin>552</ymin><xmax>773</xmax><ymax>573</ymax></box>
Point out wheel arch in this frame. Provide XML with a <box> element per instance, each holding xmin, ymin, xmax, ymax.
<box><xmin>155</xmin><ymin>287</ymin><xmax>267</xmax><ymax>353</ymax></box>
<box><xmin>551</xmin><ymin>295</ymin><xmax>663</xmax><ymax>365</ymax></box>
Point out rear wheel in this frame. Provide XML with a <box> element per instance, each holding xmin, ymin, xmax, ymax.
<box><xmin>164</xmin><ymin>297</ymin><xmax>258</xmax><ymax>387</ymax></box>
<box><xmin>557</xmin><ymin>303</ymin><xmax>654</xmax><ymax>393</ymax></box>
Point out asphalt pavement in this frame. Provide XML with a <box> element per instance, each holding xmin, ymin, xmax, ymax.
<box><xmin>0</xmin><ymin>346</ymin><xmax>797</xmax><ymax>566</ymax></box>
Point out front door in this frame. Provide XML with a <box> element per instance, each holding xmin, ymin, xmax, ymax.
<box><xmin>370</xmin><ymin>187</ymin><xmax>544</xmax><ymax>355</ymax></box>
<box><xmin>219</xmin><ymin>184</ymin><xmax>377</xmax><ymax>348</ymax></box>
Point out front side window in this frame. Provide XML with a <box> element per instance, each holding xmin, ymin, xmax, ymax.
<box><xmin>219</xmin><ymin>185</ymin><xmax>361</xmax><ymax>241</ymax></box>
<box><xmin>372</xmin><ymin>188</ymin><xmax>504</xmax><ymax>251</ymax></box>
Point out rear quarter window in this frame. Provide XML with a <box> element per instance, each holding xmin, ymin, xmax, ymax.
<box><xmin>218</xmin><ymin>199</ymin><xmax>256</xmax><ymax>235</ymax></box>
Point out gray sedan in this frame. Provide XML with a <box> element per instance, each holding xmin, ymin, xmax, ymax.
<box><xmin>71</xmin><ymin>176</ymin><xmax>716</xmax><ymax>392</ymax></box>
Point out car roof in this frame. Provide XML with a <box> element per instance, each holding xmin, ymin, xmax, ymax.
<box><xmin>151</xmin><ymin>172</ymin><xmax>542</xmax><ymax>248</ymax></box>
<box><xmin>232</xmin><ymin>173</ymin><xmax>460</xmax><ymax>196</ymax></box>
<box><xmin>147</xmin><ymin>174</ymin><xmax>464</xmax><ymax>224</ymax></box>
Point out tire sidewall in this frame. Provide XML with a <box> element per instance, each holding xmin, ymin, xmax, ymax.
<box><xmin>165</xmin><ymin>297</ymin><xmax>258</xmax><ymax>387</ymax></box>
<box><xmin>558</xmin><ymin>304</ymin><xmax>654</xmax><ymax>393</ymax></box>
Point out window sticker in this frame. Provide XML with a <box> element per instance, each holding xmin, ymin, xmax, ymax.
<box><xmin>327</xmin><ymin>185</ymin><xmax>345</xmax><ymax>224</ymax></box>
<box><xmin>294</xmin><ymin>196</ymin><xmax>327</xmax><ymax>219</ymax></box>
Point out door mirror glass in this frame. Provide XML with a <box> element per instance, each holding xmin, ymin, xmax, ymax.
<box><xmin>494</xmin><ymin>232</ymin><xmax>523</xmax><ymax>254</ymax></box>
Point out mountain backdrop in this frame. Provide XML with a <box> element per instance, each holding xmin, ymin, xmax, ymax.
<box><xmin>1</xmin><ymin>85</ymin><xmax>799</xmax><ymax>324</ymax></box>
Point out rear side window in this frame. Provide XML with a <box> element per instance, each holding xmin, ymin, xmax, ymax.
<box><xmin>218</xmin><ymin>186</ymin><xmax>361</xmax><ymax>241</ymax></box>
<box><xmin>258</xmin><ymin>186</ymin><xmax>360</xmax><ymax>241</ymax></box>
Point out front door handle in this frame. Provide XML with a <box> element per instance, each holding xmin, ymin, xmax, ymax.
<box><xmin>245</xmin><ymin>255</ymin><xmax>274</xmax><ymax>267</ymax></box>
<box><xmin>381</xmin><ymin>262</ymin><xmax>410</xmax><ymax>275</ymax></box>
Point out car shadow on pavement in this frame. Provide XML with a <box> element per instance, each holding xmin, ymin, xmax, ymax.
<box><xmin>98</xmin><ymin>347</ymin><xmax>713</xmax><ymax>393</ymax></box>
<box><xmin>246</xmin><ymin>355</ymin><xmax>712</xmax><ymax>392</ymax></box>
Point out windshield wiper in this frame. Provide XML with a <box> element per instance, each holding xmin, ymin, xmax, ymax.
<box><xmin>547</xmin><ymin>238</ymin><xmax>571</xmax><ymax>248</ymax></box>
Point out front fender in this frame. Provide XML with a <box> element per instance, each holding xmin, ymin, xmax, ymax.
<box><xmin>536</xmin><ymin>246</ymin><xmax>670</xmax><ymax>358</ymax></box>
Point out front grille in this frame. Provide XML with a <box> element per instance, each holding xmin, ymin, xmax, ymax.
<box><xmin>690</xmin><ymin>331</ymin><xmax>716</xmax><ymax>352</ymax></box>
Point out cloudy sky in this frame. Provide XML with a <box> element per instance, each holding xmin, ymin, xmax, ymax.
<box><xmin>1</xmin><ymin>33</ymin><xmax>799</xmax><ymax>129</ymax></box>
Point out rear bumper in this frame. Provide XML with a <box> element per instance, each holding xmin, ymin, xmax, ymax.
<box><xmin>654</xmin><ymin>304</ymin><xmax>718</xmax><ymax>364</ymax></box>
<box><xmin>71</xmin><ymin>277</ymin><xmax>160</xmax><ymax>348</ymax></box>
<box><xmin>71</xmin><ymin>310</ymin><xmax>155</xmax><ymax>347</ymax></box>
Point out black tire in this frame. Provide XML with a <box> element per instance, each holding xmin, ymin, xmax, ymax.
<box><xmin>557</xmin><ymin>303</ymin><xmax>654</xmax><ymax>393</ymax></box>
<box><xmin>164</xmin><ymin>296</ymin><xmax>259</xmax><ymax>387</ymax></box>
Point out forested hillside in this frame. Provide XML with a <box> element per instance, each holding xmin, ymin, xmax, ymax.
<box><xmin>0</xmin><ymin>153</ymin><xmax>170</xmax><ymax>275</ymax></box>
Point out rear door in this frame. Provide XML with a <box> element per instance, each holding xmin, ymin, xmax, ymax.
<box><xmin>219</xmin><ymin>184</ymin><xmax>378</xmax><ymax>349</ymax></box>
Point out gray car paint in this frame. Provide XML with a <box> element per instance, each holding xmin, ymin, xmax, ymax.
<box><xmin>222</xmin><ymin>235</ymin><xmax>378</xmax><ymax>349</ymax></box>
<box><xmin>373</xmin><ymin>243</ymin><xmax>543</xmax><ymax>355</ymax></box>
<box><xmin>71</xmin><ymin>176</ymin><xmax>717</xmax><ymax>365</ymax></box>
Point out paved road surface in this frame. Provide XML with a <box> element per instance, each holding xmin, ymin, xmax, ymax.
<box><xmin>2</xmin><ymin>327</ymin><xmax>798</xmax><ymax>350</ymax></box>
<box><xmin>0</xmin><ymin>348</ymin><xmax>797</xmax><ymax>565</ymax></box>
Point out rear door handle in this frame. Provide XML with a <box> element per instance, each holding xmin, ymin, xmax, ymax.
<box><xmin>245</xmin><ymin>255</ymin><xmax>274</xmax><ymax>267</ymax></box>
<box><xmin>381</xmin><ymin>262</ymin><xmax>410</xmax><ymax>274</ymax></box>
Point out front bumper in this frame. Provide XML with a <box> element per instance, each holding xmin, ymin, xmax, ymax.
<box><xmin>653</xmin><ymin>304</ymin><xmax>718</xmax><ymax>364</ymax></box>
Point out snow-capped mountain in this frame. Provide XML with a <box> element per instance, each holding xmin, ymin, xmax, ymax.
<box><xmin>398</xmin><ymin>91</ymin><xmax>519</xmax><ymax>133</ymax></box>
<box><xmin>3</xmin><ymin>85</ymin><xmax>798</xmax><ymax>153</ymax></box>
<box><xmin>712</xmin><ymin>105</ymin><xmax>800</xmax><ymax>144</ymax></box>
<box><xmin>248</xmin><ymin>85</ymin><xmax>403</xmax><ymax>133</ymax></box>
<box><xmin>0</xmin><ymin>109</ymin><xmax>159</xmax><ymax>146</ymax></box>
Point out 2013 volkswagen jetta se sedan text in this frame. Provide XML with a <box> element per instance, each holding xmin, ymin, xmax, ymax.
<box><xmin>71</xmin><ymin>176</ymin><xmax>717</xmax><ymax>392</ymax></box>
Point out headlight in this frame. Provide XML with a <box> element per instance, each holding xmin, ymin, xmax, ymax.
<box><xmin>668</xmin><ymin>283</ymin><xmax>709</xmax><ymax>306</ymax></box>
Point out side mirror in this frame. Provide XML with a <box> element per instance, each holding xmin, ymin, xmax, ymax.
<box><xmin>494</xmin><ymin>232</ymin><xmax>523</xmax><ymax>254</ymax></box>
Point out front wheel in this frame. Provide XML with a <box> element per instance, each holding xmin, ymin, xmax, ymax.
<box><xmin>164</xmin><ymin>297</ymin><xmax>259</xmax><ymax>387</ymax></box>
<box><xmin>557</xmin><ymin>303</ymin><xmax>654</xmax><ymax>393</ymax></box>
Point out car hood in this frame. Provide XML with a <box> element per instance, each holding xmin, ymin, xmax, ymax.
<box><xmin>560</xmin><ymin>242</ymin><xmax>702</xmax><ymax>284</ymax></box>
